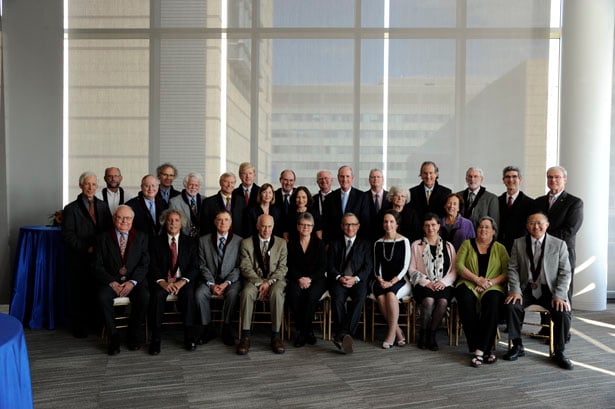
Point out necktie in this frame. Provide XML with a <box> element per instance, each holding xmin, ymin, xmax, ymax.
<box><xmin>262</xmin><ymin>240</ymin><xmax>270</xmax><ymax>276</ymax></box>
<box><xmin>345</xmin><ymin>239</ymin><xmax>352</xmax><ymax>259</ymax></box>
<box><xmin>507</xmin><ymin>195</ymin><xmax>513</xmax><ymax>208</ymax></box>
<box><xmin>426</xmin><ymin>189</ymin><xmax>431</xmax><ymax>205</ymax></box>
<box><xmin>225</xmin><ymin>196</ymin><xmax>231</xmax><ymax>211</ymax></box>
<box><xmin>88</xmin><ymin>199</ymin><xmax>96</xmax><ymax>223</ymax></box>
<box><xmin>218</xmin><ymin>236</ymin><xmax>226</xmax><ymax>260</ymax></box>
<box><xmin>283</xmin><ymin>194</ymin><xmax>289</xmax><ymax>213</ymax></box>
<box><xmin>244</xmin><ymin>188</ymin><xmax>250</xmax><ymax>205</ymax></box>
<box><xmin>468</xmin><ymin>192</ymin><xmax>476</xmax><ymax>208</ymax></box>
<box><xmin>168</xmin><ymin>237</ymin><xmax>178</xmax><ymax>282</ymax></box>
<box><xmin>148</xmin><ymin>200</ymin><xmax>156</xmax><ymax>221</ymax></box>
<box><xmin>549</xmin><ymin>195</ymin><xmax>556</xmax><ymax>209</ymax></box>
<box><xmin>262</xmin><ymin>240</ymin><xmax>269</xmax><ymax>257</ymax></box>
<box><xmin>532</xmin><ymin>240</ymin><xmax>542</xmax><ymax>298</ymax></box>
<box><xmin>341</xmin><ymin>191</ymin><xmax>348</xmax><ymax>214</ymax></box>
<box><xmin>162</xmin><ymin>189</ymin><xmax>169</xmax><ymax>203</ymax></box>
<box><xmin>190</xmin><ymin>198</ymin><xmax>197</xmax><ymax>215</ymax></box>
<box><xmin>119</xmin><ymin>233</ymin><xmax>127</xmax><ymax>257</ymax></box>
<box><xmin>374</xmin><ymin>194</ymin><xmax>380</xmax><ymax>212</ymax></box>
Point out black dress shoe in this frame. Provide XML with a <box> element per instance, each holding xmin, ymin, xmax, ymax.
<box><xmin>332</xmin><ymin>335</ymin><xmax>342</xmax><ymax>350</ymax></box>
<box><xmin>503</xmin><ymin>345</ymin><xmax>525</xmax><ymax>361</ymax></box>
<box><xmin>185</xmin><ymin>339</ymin><xmax>197</xmax><ymax>351</ymax></box>
<box><xmin>199</xmin><ymin>327</ymin><xmax>217</xmax><ymax>344</ymax></box>
<box><xmin>107</xmin><ymin>334</ymin><xmax>120</xmax><ymax>356</ymax></box>
<box><xmin>553</xmin><ymin>352</ymin><xmax>574</xmax><ymax>370</ymax></box>
<box><xmin>149</xmin><ymin>340</ymin><xmax>161</xmax><ymax>356</ymax></box>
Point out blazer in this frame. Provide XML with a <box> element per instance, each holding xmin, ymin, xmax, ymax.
<box><xmin>507</xmin><ymin>233</ymin><xmax>571</xmax><ymax>302</ymax></box>
<box><xmin>126</xmin><ymin>193</ymin><xmax>165</xmax><ymax>238</ymax></box>
<box><xmin>169</xmin><ymin>192</ymin><xmax>203</xmax><ymax>237</ymax></box>
<box><xmin>498</xmin><ymin>190</ymin><xmax>536</xmax><ymax>253</ymax></box>
<box><xmin>240</xmin><ymin>235</ymin><xmax>288</xmax><ymax>284</ymax></box>
<box><xmin>326</xmin><ymin>235</ymin><xmax>373</xmax><ymax>284</ymax></box>
<box><xmin>155</xmin><ymin>186</ymin><xmax>181</xmax><ymax>209</ymax></box>
<box><xmin>244</xmin><ymin>204</ymin><xmax>283</xmax><ymax>238</ymax></box>
<box><xmin>149</xmin><ymin>233</ymin><xmax>198</xmax><ymax>284</ymax></box>
<box><xmin>364</xmin><ymin>189</ymin><xmax>388</xmax><ymax>241</ymax></box>
<box><xmin>440</xmin><ymin>214</ymin><xmax>475</xmax><ymax>250</ymax></box>
<box><xmin>534</xmin><ymin>191</ymin><xmax>583</xmax><ymax>268</ymax></box>
<box><xmin>233</xmin><ymin>184</ymin><xmax>260</xmax><ymax>208</ymax></box>
<box><xmin>408</xmin><ymin>182</ymin><xmax>451</xmax><ymax>218</ymax></box>
<box><xmin>312</xmin><ymin>191</ymin><xmax>331</xmax><ymax>219</ymax></box>
<box><xmin>287</xmin><ymin>236</ymin><xmax>327</xmax><ymax>282</ymax></box>
<box><xmin>274</xmin><ymin>188</ymin><xmax>294</xmax><ymax>217</ymax></box>
<box><xmin>458</xmin><ymin>187</ymin><xmax>500</xmax><ymax>229</ymax></box>
<box><xmin>199</xmin><ymin>232</ymin><xmax>243</xmax><ymax>285</ymax></box>
<box><xmin>199</xmin><ymin>192</ymin><xmax>246</xmax><ymax>237</ymax></box>
<box><xmin>92</xmin><ymin>228</ymin><xmax>150</xmax><ymax>286</ymax></box>
<box><xmin>323</xmin><ymin>187</ymin><xmax>369</xmax><ymax>243</ymax></box>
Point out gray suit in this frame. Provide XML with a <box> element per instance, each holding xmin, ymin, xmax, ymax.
<box><xmin>506</xmin><ymin>233</ymin><xmax>571</xmax><ymax>352</ymax></box>
<box><xmin>196</xmin><ymin>232</ymin><xmax>243</xmax><ymax>325</ymax></box>
<box><xmin>169</xmin><ymin>193</ymin><xmax>202</xmax><ymax>237</ymax></box>
<box><xmin>458</xmin><ymin>187</ymin><xmax>500</xmax><ymax>229</ymax></box>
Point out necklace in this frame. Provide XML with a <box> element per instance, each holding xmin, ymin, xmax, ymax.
<box><xmin>382</xmin><ymin>237</ymin><xmax>397</xmax><ymax>262</ymax></box>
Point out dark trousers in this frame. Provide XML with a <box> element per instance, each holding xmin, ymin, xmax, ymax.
<box><xmin>98</xmin><ymin>283</ymin><xmax>149</xmax><ymax>342</ymax></box>
<box><xmin>287</xmin><ymin>278</ymin><xmax>328</xmax><ymax>335</ymax></box>
<box><xmin>455</xmin><ymin>285</ymin><xmax>503</xmax><ymax>354</ymax></box>
<box><xmin>331</xmin><ymin>279</ymin><xmax>367</xmax><ymax>338</ymax></box>
<box><xmin>505</xmin><ymin>285</ymin><xmax>571</xmax><ymax>353</ymax></box>
<box><xmin>149</xmin><ymin>281</ymin><xmax>196</xmax><ymax>341</ymax></box>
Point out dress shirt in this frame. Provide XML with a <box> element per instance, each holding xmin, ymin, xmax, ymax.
<box><xmin>163</xmin><ymin>233</ymin><xmax>187</xmax><ymax>282</ymax></box>
<box><xmin>144</xmin><ymin>198</ymin><xmax>156</xmax><ymax>221</ymax></box>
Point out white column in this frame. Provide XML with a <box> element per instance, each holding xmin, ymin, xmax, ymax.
<box><xmin>559</xmin><ymin>0</ymin><xmax>614</xmax><ymax>311</ymax></box>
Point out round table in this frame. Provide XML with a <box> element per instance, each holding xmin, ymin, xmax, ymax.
<box><xmin>0</xmin><ymin>313</ymin><xmax>34</xmax><ymax>409</ymax></box>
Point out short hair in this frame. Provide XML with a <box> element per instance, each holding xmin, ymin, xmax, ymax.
<box><xmin>257</xmin><ymin>183</ymin><xmax>276</xmax><ymax>205</ymax></box>
<box><xmin>159</xmin><ymin>208</ymin><xmax>187</xmax><ymax>229</ymax></box>
<box><xmin>238</xmin><ymin>162</ymin><xmax>255</xmax><ymax>174</ymax></box>
<box><xmin>214</xmin><ymin>209</ymin><xmax>233</xmax><ymax>221</ymax></box>
<box><xmin>156</xmin><ymin>163</ymin><xmax>178</xmax><ymax>178</ymax></box>
<box><xmin>423</xmin><ymin>212</ymin><xmax>440</xmax><ymax>224</ymax></box>
<box><xmin>219</xmin><ymin>172</ymin><xmax>236</xmax><ymax>183</ymax></box>
<box><xmin>547</xmin><ymin>166</ymin><xmax>568</xmax><ymax>178</ymax></box>
<box><xmin>316</xmin><ymin>169</ymin><xmax>333</xmax><ymax>180</ymax></box>
<box><xmin>477</xmin><ymin>216</ymin><xmax>498</xmax><ymax>233</ymax></box>
<box><xmin>79</xmin><ymin>171</ymin><xmax>97</xmax><ymax>186</ymax></box>
<box><xmin>183</xmin><ymin>172</ymin><xmax>203</xmax><ymax>187</ymax></box>
<box><xmin>338</xmin><ymin>165</ymin><xmax>354</xmax><ymax>176</ymax></box>
<box><xmin>114</xmin><ymin>204</ymin><xmax>135</xmax><ymax>218</ymax></box>
<box><xmin>466</xmin><ymin>167</ymin><xmax>484</xmax><ymax>178</ymax></box>
<box><xmin>502</xmin><ymin>165</ymin><xmax>522</xmax><ymax>178</ymax></box>
<box><xmin>141</xmin><ymin>174</ymin><xmax>159</xmax><ymax>185</ymax></box>
<box><xmin>387</xmin><ymin>186</ymin><xmax>409</xmax><ymax>204</ymax></box>
<box><xmin>445</xmin><ymin>192</ymin><xmax>464</xmax><ymax>208</ymax></box>
<box><xmin>291</xmin><ymin>186</ymin><xmax>313</xmax><ymax>208</ymax></box>
<box><xmin>257</xmin><ymin>213</ymin><xmax>274</xmax><ymax>227</ymax></box>
<box><xmin>382</xmin><ymin>209</ymin><xmax>401</xmax><ymax>225</ymax></box>
<box><xmin>341</xmin><ymin>212</ymin><xmax>359</xmax><ymax>224</ymax></box>
<box><xmin>104</xmin><ymin>167</ymin><xmax>121</xmax><ymax>176</ymax></box>
<box><xmin>419</xmin><ymin>161</ymin><xmax>439</xmax><ymax>176</ymax></box>
<box><xmin>527</xmin><ymin>211</ymin><xmax>549</xmax><ymax>223</ymax></box>
<box><xmin>369</xmin><ymin>168</ymin><xmax>383</xmax><ymax>177</ymax></box>
<box><xmin>279</xmin><ymin>169</ymin><xmax>296</xmax><ymax>181</ymax></box>
<box><xmin>297</xmin><ymin>211</ymin><xmax>314</xmax><ymax>225</ymax></box>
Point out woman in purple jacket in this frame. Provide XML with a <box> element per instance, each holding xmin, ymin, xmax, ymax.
<box><xmin>440</xmin><ymin>193</ymin><xmax>475</xmax><ymax>250</ymax></box>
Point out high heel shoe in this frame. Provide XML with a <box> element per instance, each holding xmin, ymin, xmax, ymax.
<box><xmin>397</xmin><ymin>338</ymin><xmax>406</xmax><ymax>347</ymax></box>
<box><xmin>382</xmin><ymin>341</ymin><xmax>394</xmax><ymax>349</ymax></box>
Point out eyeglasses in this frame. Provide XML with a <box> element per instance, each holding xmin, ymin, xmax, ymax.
<box><xmin>115</xmin><ymin>216</ymin><xmax>133</xmax><ymax>221</ymax></box>
<box><xmin>342</xmin><ymin>223</ymin><xmax>359</xmax><ymax>228</ymax></box>
<box><xmin>298</xmin><ymin>223</ymin><xmax>314</xmax><ymax>228</ymax></box>
<box><xmin>160</xmin><ymin>173</ymin><xmax>175</xmax><ymax>178</ymax></box>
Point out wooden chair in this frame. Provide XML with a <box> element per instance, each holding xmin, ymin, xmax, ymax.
<box><xmin>238</xmin><ymin>300</ymin><xmax>285</xmax><ymax>335</ymax></box>
<box><xmin>285</xmin><ymin>291</ymin><xmax>330</xmax><ymax>341</ymax></box>
<box><xmin>509</xmin><ymin>304</ymin><xmax>554</xmax><ymax>356</ymax></box>
<box><xmin>327</xmin><ymin>296</ymin><xmax>367</xmax><ymax>341</ymax></box>
<box><xmin>369</xmin><ymin>294</ymin><xmax>416</xmax><ymax>344</ymax></box>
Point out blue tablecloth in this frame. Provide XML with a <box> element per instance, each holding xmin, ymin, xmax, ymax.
<box><xmin>10</xmin><ymin>225</ymin><xmax>66</xmax><ymax>329</ymax></box>
<box><xmin>0</xmin><ymin>313</ymin><xmax>34</xmax><ymax>409</ymax></box>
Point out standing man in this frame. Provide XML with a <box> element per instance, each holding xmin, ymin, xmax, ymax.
<box><xmin>93</xmin><ymin>205</ymin><xmax>150</xmax><ymax>355</ymax></box>
<box><xmin>62</xmin><ymin>171</ymin><xmax>113</xmax><ymax>338</ymax></box>
<box><xmin>457</xmin><ymin>167</ymin><xmax>499</xmax><ymax>229</ymax></box>
<box><xmin>200</xmin><ymin>172</ymin><xmax>245</xmax><ymax>237</ymax></box>
<box><xmin>126</xmin><ymin>174</ymin><xmax>164</xmax><ymax>238</ymax></box>
<box><xmin>497</xmin><ymin>166</ymin><xmax>536</xmax><ymax>253</ymax></box>
<box><xmin>503</xmin><ymin>212</ymin><xmax>573</xmax><ymax>370</ymax></box>
<box><xmin>156</xmin><ymin>163</ymin><xmax>181</xmax><ymax>208</ymax></box>
<box><xmin>237</xmin><ymin>214</ymin><xmax>288</xmax><ymax>355</ymax></box>
<box><xmin>274</xmin><ymin>169</ymin><xmax>296</xmax><ymax>218</ymax></box>
<box><xmin>233</xmin><ymin>162</ymin><xmax>260</xmax><ymax>207</ymax></box>
<box><xmin>169</xmin><ymin>172</ymin><xmax>204</xmax><ymax>238</ymax></box>
<box><xmin>323</xmin><ymin>165</ymin><xmax>368</xmax><ymax>243</ymax></box>
<box><xmin>313</xmin><ymin>169</ymin><xmax>334</xmax><ymax>220</ymax></box>
<box><xmin>327</xmin><ymin>213</ymin><xmax>373</xmax><ymax>354</ymax></box>
<box><xmin>96</xmin><ymin>167</ymin><xmax>129</xmax><ymax>214</ymax></box>
<box><xmin>408</xmin><ymin>161</ymin><xmax>451</xmax><ymax>219</ymax></box>
<box><xmin>365</xmin><ymin>168</ymin><xmax>388</xmax><ymax>242</ymax></box>
<box><xmin>148</xmin><ymin>209</ymin><xmax>199</xmax><ymax>355</ymax></box>
<box><xmin>196</xmin><ymin>210</ymin><xmax>243</xmax><ymax>346</ymax></box>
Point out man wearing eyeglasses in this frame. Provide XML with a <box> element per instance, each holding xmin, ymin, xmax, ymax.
<box><xmin>93</xmin><ymin>205</ymin><xmax>150</xmax><ymax>355</ymax></box>
<box><xmin>156</xmin><ymin>162</ymin><xmax>181</xmax><ymax>208</ymax></box>
<box><xmin>327</xmin><ymin>213</ymin><xmax>373</xmax><ymax>354</ymax></box>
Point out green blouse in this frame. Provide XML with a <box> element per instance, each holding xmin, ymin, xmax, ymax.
<box><xmin>455</xmin><ymin>239</ymin><xmax>509</xmax><ymax>299</ymax></box>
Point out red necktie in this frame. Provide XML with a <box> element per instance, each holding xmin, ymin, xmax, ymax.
<box><xmin>168</xmin><ymin>237</ymin><xmax>178</xmax><ymax>282</ymax></box>
<box><xmin>244</xmin><ymin>189</ymin><xmax>249</xmax><ymax>205</ymax></box>
<box><xmin>119</xmin><ymin>233</ymin><xmax>126</xmax><ymax>257</ymax></box>
<box><xmin>507</xmin><ymin>195</ymin><xmax>513</xmax><ymax>208</ymax></box>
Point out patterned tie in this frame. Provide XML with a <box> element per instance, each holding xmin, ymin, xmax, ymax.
<box><xmin>262</xmin><ymin>240</ymin><xmax>269</xmax><ymax>257</ymax></box>
<box><xmin>168</xmin><ymin>237</ymin><xmax>178</xmax><ymax>282</ymax></box>
<box><xmin>119</xmin><ymin>233</ymin><xmax>127</xmax><ymax>257</ymax></box>
<box><xmin>190</xmin><ymin>198</ymin><xmax>197</xmax><ymax>215</ymax></box>
<box><xmin>345</xmin><ymin>238</ymin><xmax>352</xmax><ymax>259</ymax></box>
<box><xmin>218</xmin><ymin>236</ymin><xmax>226</xmax><ymax>260</ymax></box>
<box><xmin>549</xmin><ymin>194</ymin><xmax>556</xmax><ymax>209</ymax></box>
<box><xmin>262</xmin><ymin>240</ymin><xmax>269</xmax><ymax>276</ymax></box>
<box><xmin>88</xmin><ymin>199</ymin><xmax>97</xmax><ymax>223</ymax></box>
<box><xmin>532</xmin><ymin>240</ymin><xmax>542</xmax><ymax>298</ymax></box>
<box><xmin>244</xmin><ymin>188</ymin><xmax>250</xmax><ymax>205</ymax></box>
<box><xmin>507</xmin><ymin>195</ymin><xmax>513</xmax><ymax>208</ymax></box>
<box><xmin>225</xmin><ymin>196</ymin><xmax>231</xmax><ymax>211</ymax></box>
<box><xmin>467</xmin><ymin>192</ymin><xmax>476</xmax><ymax>208</ymax></box>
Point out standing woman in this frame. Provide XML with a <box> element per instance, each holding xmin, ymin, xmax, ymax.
<box><xmin>387</xmin><ymin>186</ymin><xmax>421</xmax><ymax>242</ymax></box>
<box><xmin>441</xmin><ymin>193</ymin><xmax>475</xmax><ymax>250</ymax></box>
<box><xmin>455</xmin><ymin>216</ymin><xmax>508</xmax><ymax>367</ymax></box>
<box><xmin>409</xmin><ymin>213</ymin><xmax>457</xmax><ymax>351</ymax></box>
<box><xmin>373</xmin><ymin>209</ymin><xmax>412</xmax><ymax>349</ymax></box>
<box><xmin>244</xmin><ymin>183</ymin><xmax>282</xmax><ymax>238</ymax></box>
<box><xmin>283</xmin><ymin>186</ymin><xmax>322</xmax><ymax>242</ymax></box>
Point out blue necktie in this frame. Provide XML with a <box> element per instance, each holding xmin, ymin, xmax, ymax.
<box><xmin>218</xmin><ymin>237</ymin><xmax>226</xmax><ymax>260</ymax></box>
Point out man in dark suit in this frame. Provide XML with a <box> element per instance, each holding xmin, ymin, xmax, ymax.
<box><xmin>328</xmin><ymin>213</ymin><xmax>373</xmax><ymax>354</ymax></box>
<box><xmin>233</xmin><ymin>162</ymin><xmax>259</xmax><ymax>207</ymax></box>
<box><xmin>365</xmin><ymin>168</ymin><xmax>388</xmax><ymax>242</ymax></box>
<box><xmin>237</xmin><ymin>214</ymin><xmax>288</xmax><ymax>355</ymax></box>
<box><xmin>408</xmin><ymin>161</ymin><xmax>451</xmax><ymax>219</ymax></box>
<box><xmin>155</xmin><ymin>162</ymin><xmax>181</xmax><ymax>208</ymax></box>
<box><xmin>313</xmin><ymin>169</ymin><xmax>334</xmax><ymax>220</ymax></box>
<box><xmin>323</xmin><ymin>165</ymin><xmax>369</xmax><ymax>244</ymax></box>
<box><xmin>200</xmin><ymin>172</ymin><xmax>245</xmax><ymax>237</ymax></box>
<box><xmin>196</xmin><ymin>209</ymin><xmax>243</xmax><ymax>346</ymax></box>
<box><xmin>457</xmin><ymin>167</ymin><xmax>499</xmax><ymax>228</ymax></box>
<box><xmin>274</xmin><ymin>169</ymin><xmax>296</xmax><ymax>217</ymax></box>
<box><xmin>503</xmin><ymin>212</ymin><xmax>573</xmax><ymax>370</ymax></box>
<box><xmin>126</xmin><ymin>174</ymin><xmax>164</xmax><ymax>238</ymax></box>
<box><xmin>148</xmin><ymin>209</ymin><xmax>199</xmax><ymax>355</ymax></box>
<box><xmin>497</xmin><ymin>166</ymin><xmax>536</xmax><ymax>253</ymax></box>
<box><xmin>92</xmin><ymin>205</ymin><xmax>150</xmax><ymax>355</ymax></box>
<box><xmin>62</xmin><ymin>171</ymin><xmax>113</xmax><ymax>338</ymax></box>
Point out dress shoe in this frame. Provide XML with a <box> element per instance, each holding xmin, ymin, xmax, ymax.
<box><xmin>184</xmin><ymin>340</ymin><xmax>197</xmax><ymax>352</ymax></box>
<box><xmin>236</xmin><ymin>337</ymin><xmax>250</xmax><ymax>355</ymax></box>
<box><xmin>199</xmin><ymin>327</ymin><xmax>217</xmax><ymax>344</ymax></box>
<box><xmin>503</xmin><ymin>345</ymin><xmax>525</xmax><ymax>361</ymax></box>
<box><xmin>332</xmin><ymin>335</ymin><xmax>342</xmax><ymax>350</ymax></box>
<box><xmin>271</xmin><ymin>337</ymin><xmax>286</xmax><ymax>354</ymax></box>
<box><xmin>221</xmin><ymin>326</ymin><xmax>235</xmax><ymax>346</ymax></box>
<box><xmin>293</xmin><ymin>334</ymin><xmax>306</xmax><ymax>348</ymax></box>
<box><xmin>149</xmin><ymin>340</ymin><xmax>161</xmax><ymax>356</ymax></box>
<box><xmin>342</xmin><ymin>334</ymin><xmax>353</xmax><ymax>354</ymax></box>
<box><xmin>553</xmin><ymin>352</ymin><xmax>574</xmax><ymax>370</ymax></box>
<box><xmin>428</xmin><ymin>332</ymin><xmax>439</xmax><ymax>351</ymax></box>
<box><xmin>305</xmin><ymin>333</ymin><xmax>317</xmax><ymax>345</ymax></box>
<box><xmin>107</xmin><ymin>334</ymin><xmax>120</xmax><ymax>356</ymax></box>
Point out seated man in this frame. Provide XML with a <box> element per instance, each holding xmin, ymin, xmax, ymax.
<box><xmin>93</xmin><ymin>205</ymin><xmax>150</xmax><ymax>355</ymax></box>
<box><xmin>237</xmin><ymin>214</ymin><xmax>288</xmax><ymax>355</ymax></box>
<box><xmin>148</xmin><ymin>209</ymin><xmax>199</xmax><ymax>355</ymax></box>
<box><xmin>503</xmin><ymin>212</ymin><xmax>574</xmax><ymax>370</ymax></box>
<box><xmin>328</xmin><ymin>213</ymin><xmax>373</xmax><ymax>354</ymax></box>
<box><xmin>196</xmin><ymin>210</ymin><xmax>243</xmax><ymax>346</ymax></box>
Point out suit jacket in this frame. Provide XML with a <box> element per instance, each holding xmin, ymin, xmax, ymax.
<box><xmin>169</xmin><ymin>191</ymin><xmax>203</xmax><ymax>237</ymax></box>
<box><xmin>92</xmin><ymin>228</ymin><xmax>150</xmax><ymax>286</ymax></box>
<box><xmin>156</xmin><ymin>186</ymin><xmax>181</xmax><ymax>209</ymax></box>
<box><xmin>408</xmin><ymin>182</ymin><xmax>451</xmax><ymax>218</ymax></box>
<box><xmin>274</xmin><ymin>188</ymin><xmax>294</xmax><ymax>217</ymax></box>
<box><xmin>240</xmin><ymin>235</ymin><xmax>288</xmax><ymax>284</ymax></box>
<box><xmin>364</xmin><ymin>189</ymin><xmax>388</xmax><ymax>242</ymax></box>
<box><xmin>326</xmin><ymin>236</ymin><xmax>373</xmax><ymax>284</ymax></box>
<box><xmin>534</xmin><ymin>191</ymin><xmax>583</xmax><ymax>268</ymax></box>
<box><xmin>244</xmin><ymin>204</ymin><xmax>283</xmax><ymax>238</ymax></box>
<box><xmin>323</xmin><ymin>187</ymin><xmax>369</xmax><ymax>243</ymax></box>
<box><xmin>233</xmin><ymin>184</ymin><xmax>260</xmax><ymax>208</ymax></box>
<box><xmin>199</xmin><ymin>232</ymin><xmax>243</xmax><ymax>285</ymax></box>
<box><xmin>200</xmin><ymin>192</ymin><xmax>246</xmax><ymax>237</ymax></box>
<box><xmin>312</xmin><ymin>191</ymin><xmax>331</xmax><ymax>220</ymax></box>
<box><xmin>507</xmin><ymin>233</ymin><xmax>571</xmax><ymax>302</ymax></box>
<box><xmin>149</xmin><ymin>233</ymin><xmax>198</xmax><ymax>284</ymax></box>
<box><xmin>126</xmin><ymin>193</ymin><xmax>164</xmax><ymax>238</ymax></box>
<box><xmin>458</xmin><ymin>186</ymin><xmax>500</xmax><ymax>228</ymax></box>
<box><xmin>497</xmin><ymin>191</ymin><xmax>536</xmax><ymax>253</ymax></box>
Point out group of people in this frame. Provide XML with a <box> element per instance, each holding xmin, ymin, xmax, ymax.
<box><xmin>61</xmin><ymin>160</ymin><xmax>583</xmax><ymax>371</ymax></box>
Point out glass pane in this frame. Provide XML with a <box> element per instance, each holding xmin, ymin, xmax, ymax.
<box><xmin>160</xmin><ymin>0</ymin><xmax>207</xmax><ymax>28</ymax></box>
<box><xmin>67</xmin><ymin>39</ymin><xmax>149</xmax><ymax>198</ymax></box>
<box><xmin>262</xmin><ymin>0</ymin><xmax>354</xmax><ymax>28</ymax></box>
<box><xmin>362</xmin><ymin>0</ymin><xmax>456</xmax><ymax>28</ymax></box>
<box><xmin>229</xmin><ymin>0</ymin><xmax>253</xmax><ymax>29</ymax></box>
<box><xmin>467</xmin><ymin>0</ymin><xmax>550</xmax><ymax>28</ymax></box>
<box><xmin>67</xmin><ymin>0</ymin><xmax>149</xmax><ymax>29</ymax></box>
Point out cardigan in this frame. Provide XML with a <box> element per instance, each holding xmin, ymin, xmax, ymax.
<box><xmin>455</xmin><ymin>239</ymin><xmax>509</xmax><ymax>299</ymax></box>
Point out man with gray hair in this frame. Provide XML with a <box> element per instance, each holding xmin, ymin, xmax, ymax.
<box><xmin>169</xmin><ymin>172</ymin><xmax>204</xmax><ymax>237</ymax></box>
<box><xmin>200</xmin><ymin>172</ymin><xmax>245</xmax><ymax>236</ymax></box>
<box><xmin>457</xmin><ymin>166</ymin><xmax>499</xmax><ymax>229</ymax></box>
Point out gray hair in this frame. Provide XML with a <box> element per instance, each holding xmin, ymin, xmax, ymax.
<box><xmin>79</xmin><ymin>171</ymin><xmax>98</xmax><ymax>186</ymax></box>
<box><xmin>502</xmin><ymin>165</ymin><xmax>522</xmax><ymax>178</ymax></box>
<box><xmin>183</xmin><ymin>172</ymin><xmax>204</xmax><ymax>187</ymax></box>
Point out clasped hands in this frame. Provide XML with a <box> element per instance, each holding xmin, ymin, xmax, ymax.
<box><xmin>110</xmin><ymin>281</ymin><xmax>134</xmax><ymax>297</ymax></box>
<box><xmin>426</xmin><ymin>280</ymin><xmax>446</xmax><ymax>291</ymax></box>
<box><xmin>474</xmin><ymin>277</ymin><xmax>494</xmax><ymax>293</ymax></box>
<box><xmin>159</xmin><ymin>279</ymin><xmax>186</xmax><ymax>295</ymax></box>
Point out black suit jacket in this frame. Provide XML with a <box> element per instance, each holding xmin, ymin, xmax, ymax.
<box><xmin>364</xmin><ymin>189</ymin><xmax>388</xmax><ymax>242</ymax></box>
<box><xmin>535</xmin><ymin>191</ymin><xmax>583</xmax><ymax>268</ymax></box>
<box><xmin>274</xmin><ymin>188</ymin><xmax>294</xmax><ymax>217</ymax></box>
<box><xmin>327</xmin><ymin>236</ymin><xmax>373</xmax><ymax>284</ymax></box>
<box><xmin>92</xmin><ymin>228</ymin><xmax>150</xmax><ymax>286</ymax></box>
<box><xmin>149</xmin><ymin>233</ymin><xmax>198</xmax><ymax>284</ymax></box>
<box><xmin>233</xmin><ymin>184</ymin><xmax>260</xmax><ymax>207</ymax></box>
<box><xmin>408</xmin><ymin>182</ymin><xmax>451</xmax><ymax>219</ymax></box>
<box><xmin>200</xmin><ymin>192</ymin><xmax>246</xmax><ymax>237</ymax></box>
<box><xmin>323</xmin><ymin>187</ymin><xmax>369</xmax><ymax>243</ymax></box>
<box><xmin>156</xmin><ymin>186</ymin><xmax>181</xmax><ymax>209</ymax></box>
<box><xmin>497</xmin><ymin>191</ymin><xmax>536</xmax><ymax>253</ymax></box>
<box><xmin>126</xmin><ymin>193</ymin><xmax>165</xmax><ymax>238</ymax></box>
